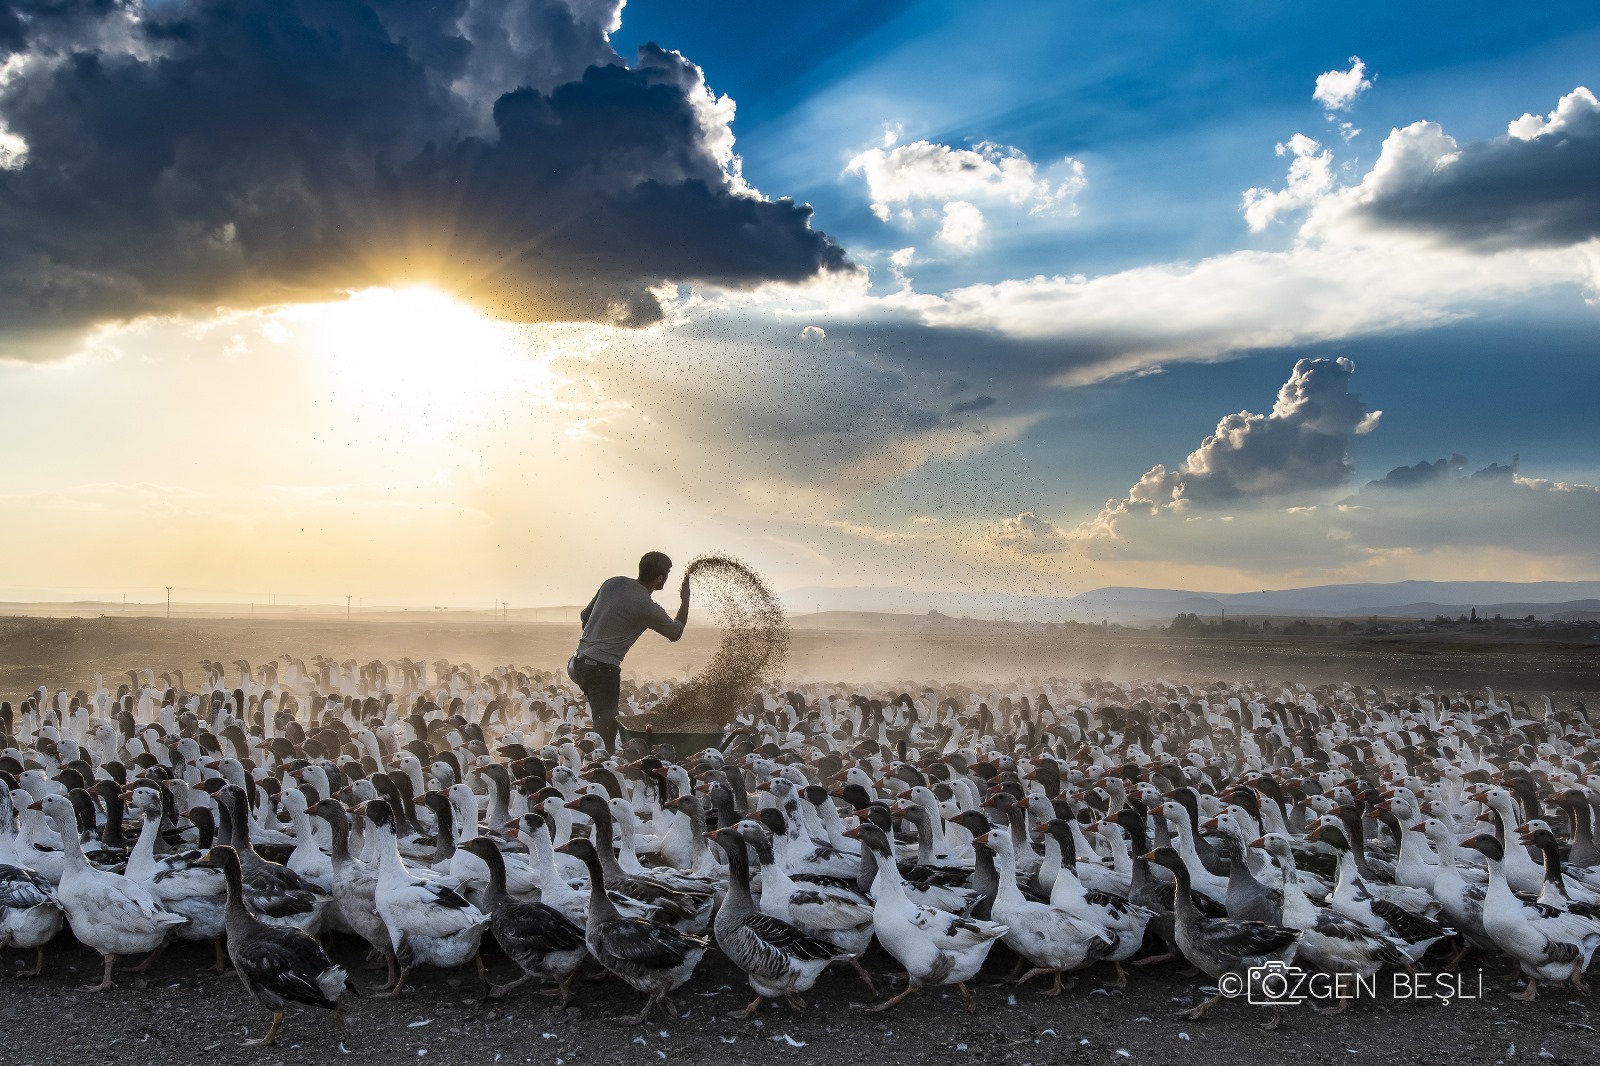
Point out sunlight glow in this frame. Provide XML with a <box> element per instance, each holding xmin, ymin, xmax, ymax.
<box><xmin>290</xmin><ymin>286</ymin><xmax>518</xmax><ymax>411</ymax></box>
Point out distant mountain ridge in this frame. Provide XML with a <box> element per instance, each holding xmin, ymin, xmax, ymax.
<box><xmin>782</xmin><ymin>581</ymin><xmax>1600</xmax><ymax>624</ymax></box>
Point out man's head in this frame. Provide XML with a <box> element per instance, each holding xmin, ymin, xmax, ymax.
<box><xmin>638</xmin><ymin>551</ymin><xmax>673</xmax><ymax>591</ymax></box>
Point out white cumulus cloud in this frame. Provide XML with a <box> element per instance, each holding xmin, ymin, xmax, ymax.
<box><xmin>990</xmin><ymin>511</ymin><xmax>1070</xmax><ymax>553</ymax></box>
<box><xmin>1074</xmin><ymin>357</ymin><xmax>1375</xmax><ymax>544</ymax></box>
<box><xmin>1314</xmin><ymin>57</ymin><xmax>1372</xmax><ymax>112</ymax></box>
<box><xmin>1242</xmin><ymin>133</ymin><xmax>1335</xmax><ymax>231</ymax></box>
<box><xmin>846</xmin><ymin>137</ymin><xmax>1086</xmax><ymax>226</ymax></box>
<box><xmin>937</xmin><ymin>201</ymin><xmax>987</xmax><ymax>250</ymax></box>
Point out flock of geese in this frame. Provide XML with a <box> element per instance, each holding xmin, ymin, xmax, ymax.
<box><xmin>3</xmin><ymin>659</ymin><xmax>1600</xmax><ymax>1045</ymax></box>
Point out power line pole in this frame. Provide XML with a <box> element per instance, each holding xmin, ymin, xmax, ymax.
<box><xmin>346</xmin><ymin>594</ymin><xmax>352</xmax><ymax>621</ymax></box>
<box><xmin>165</xmin><ymin>587</ymin><xmax>172</xmax><ymax>619</ymax></box>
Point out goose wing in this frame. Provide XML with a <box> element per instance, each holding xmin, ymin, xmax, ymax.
<box><xmin>498</xmin><ymin>901</ymin><xmax>586</xmax><ymax>951</ymax></box>
<box><xmin>916</xmin><ymin>906</ymin><xmax>1006</xmax><ymax>946</ymax></box>
<box><xmin>596</xmin><ymin>916</ymin><xmax>706</xmax><ymax>968</ymax></box>
<box><xmin>788</xmin><ymin>887</ymin><xmax>874</xmax><ymax>928</ymax></box>
<box><xmin>1196</xmin><ymin>918</ymin><xmax>1299</xmax><ymax>959</ymax></box>
<box><xmin>1369</xmin><ymin>897</ymin><xmax>1450</xmax><ymax>941</ymax></box>
<box><xmin>0</xmin><ymin>865</ymin><xmax>55</xmax><ymax>908</ymax></box>
<box><xmin>235</xmin><ymin>930</ymin><xmax>345</xmax><ymax>1008</ymax></box>
<box><xmin>1085</xmin><ymin>888</ymin><xmax>1153</xmax><ymax>920</ymax></box>
<box><xmin>739</xmin><ymin>911</ymin><xmax>849</xmax><ymax>961</ymax></box>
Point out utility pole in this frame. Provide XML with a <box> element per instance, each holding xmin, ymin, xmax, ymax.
<box><xmin>346</xmin><ymin>594</ymin><xmax>352</xmax><ymax>621</ymax></box>
<box><xmin>165</xmin><ymin>587</ymin><xmax>172</xmax><ymax>619</ymax></box>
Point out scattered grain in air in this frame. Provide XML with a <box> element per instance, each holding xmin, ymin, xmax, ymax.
<box><xmin>634</xmin><ymin>557</ymin><xmax>789</xmax><ymax>732</ymax></box>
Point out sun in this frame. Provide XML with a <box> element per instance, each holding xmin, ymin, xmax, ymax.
<box><xmin>286</xmin><ymin>285</ymin><xmax>526</xmax><ymax>416</ymax></box>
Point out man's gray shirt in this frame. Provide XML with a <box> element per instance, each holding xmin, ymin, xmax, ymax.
<box><xmin>576</xmin><ymin>576</ymin><xmax>684</xmax><ymax>666</ymax></box>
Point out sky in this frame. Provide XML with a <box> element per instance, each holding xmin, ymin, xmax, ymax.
<box><xmin>2</xmin><ymin>0</ymin><xmax>1598</xmax><ymax>609</ymax></box>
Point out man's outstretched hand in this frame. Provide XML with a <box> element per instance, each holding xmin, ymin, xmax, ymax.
<box><xmin>675</xmin><ymin>572</ymin><xmax>691</xmax><ymax>627</ymax></box>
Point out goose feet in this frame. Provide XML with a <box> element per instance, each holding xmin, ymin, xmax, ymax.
<box><xmin>486</xmin><ymin>979</ymin><xmax>525</xmax><ymax>1001</ymax></box>
<box><xmin>1131</xmin><ymin>952</ymin><xmax>1175</xmax><ymax>967</ymax></box>
<box><xmin>17</xmin><ymin>947</ymin><xmax>45</xmax><ymax>978</ymax></box>
<box><xmin>1176</xmin><ymin>991</ymin><xmax>1224</xmax><ymax>1021</ymax></box>
<box><xmin>864</xmin><ymin>973</ymin><xmax>917</xmax><ymax>1013</ymax></box>
<box><xmin>549</xmin><ymin>971</ymin><xmax>578</xmax><ymax>1008</ymax></box>
<box><xmin>122</xmin><ymin>943</ymin><xmax>168</xmax><ymax>973</ymax></box>
<box><xmin>631</xmin><ymin>993</ymin><xmax>672</xmax><ymax>1025</ymax></box>
<box><xmin>1017</xmin><ymin>967</ymin><xmax>1067</xmax><ymax>996</ymax></box>
<box><xmin>371</xmin><ymin>968</ymin><xmax>412</xmax><ymax>999</ymax></box>
<box><xmin>1508</xmin><ymin>979</ymin><xmax>1539</xmax><ymax>1002</ymax></box>
<box><xmin>957</xmin><ymin>981</ymin><xmax>979</xmax><ymax>1013</ymax></box>
<box><xmin>241</xmin><ymin>1010</ymin><xmax>285</xmax><ymax>1048</ymax></box>
<box><xmin>848</xmin><ymin>957</ymin><xmax>878</xmax><ymax>997</ymax></box>
<box><xmin>80</xmin><ymin>954</ymin><xmax>117</xmax><ymax>993</ymax></box>
<box><xmin>729</xmin><ymin>996</ymin><xmax>765</xmax><ymax>1019</ymax></box>
<box><xmin>1313</xmin><ymin>995</ymin><xmax>1349</xmax><ymax>1016</ymax></box>
<box><xmin>1258</xmin><ymin>1006</ymin><xmax>1287</xmax><ymax>1032</ymax></box>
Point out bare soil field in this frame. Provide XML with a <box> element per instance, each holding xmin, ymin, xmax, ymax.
<box><xmin>4</xmin><ymin>614</ymin><xmax>1599</xmax><ymax>704</ymax></box>
<box><xmin>0</xmin><ymin>932</ymin><xmax>1593</xmax><ymax>1066</ymax></box>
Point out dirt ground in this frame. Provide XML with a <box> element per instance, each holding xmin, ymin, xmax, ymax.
<box><xmin>0</xmin><ymin>933</ymin><xmax>1594</xmax><ymax>1066</ymax></box>
<box><xmin>4</xmin><ymin>614</ymin><xmax>1599</xmax><ymax>704</ymax></box>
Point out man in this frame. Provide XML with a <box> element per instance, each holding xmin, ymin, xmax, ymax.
<box><xmin>569</xmin><ymin>551</ymin><xmax>690</xmax><ymax>747</ymax></box>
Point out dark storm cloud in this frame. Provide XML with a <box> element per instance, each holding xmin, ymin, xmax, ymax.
<box><xmin>1363</xmin><ymin>454</ymin><xmax>1467</xmax><ymax>491</ymax></box>
<box><xmin>1345</xmin><ymin>87</ymin><xmax>1600</xmax><ymax>251</ymax></box>
<box><xmin>0</xmin><ymin>0</ymin><xmax>846</xmax><ymax>355</ymax></box>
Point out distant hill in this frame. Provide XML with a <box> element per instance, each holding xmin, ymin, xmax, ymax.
<box><xmin>10</xmin><ymin>580</ymin><xmax>1600</xmax><ymax>628</ymax></box>
<box><xmin>782</xmin><ymin>581</ymin><xmax>1600</xmax><ymax>624</ymax></box>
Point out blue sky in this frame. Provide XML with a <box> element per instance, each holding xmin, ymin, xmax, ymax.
<box><xmin>1</xmin><ymin>0</ymin><xmax>1598</xmax><ymax>605</ymax></box>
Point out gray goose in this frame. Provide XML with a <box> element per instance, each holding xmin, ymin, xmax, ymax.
<box><xmin>197</xmin><ymin>844</ymin><xmax>353</xmax><ymax>1047</ymax></box>
<box><xmin>458</xmin><ymin>837</ymin><xmax>586</xmax><ymax>1003</ymax></box>
<box><xmin>708</xmin><ymin>826</ymin><xmax>850</xmax><ymax>1018</ymax></box>
<box><xmin>1144</xmin><ymin>846</ymin><xmax>1301</xmax><ymax>1030</ymax></box>
<box><xmin>556</xmin><ymin>837</ymin><xmax>708</xmax><ymax>1024</ymax></box>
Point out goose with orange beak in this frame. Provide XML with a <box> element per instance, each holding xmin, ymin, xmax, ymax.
<box><xmin>843</xmin><ymin>822</ymin><xmax>1007</xmax><ymax>1013</ymax></box>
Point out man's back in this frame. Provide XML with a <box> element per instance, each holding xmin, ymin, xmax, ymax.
<box><xmin>577</xmin><ymin>575</ymin><xmax>685</xmax><ymax>666</ymax></box>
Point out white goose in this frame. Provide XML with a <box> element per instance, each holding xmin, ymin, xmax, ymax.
<box><xmin>1467</xmin><ymin>834</ymin><xmax>1600</xmax><ymax>1000</ymax></box>
<box><xmin>123</xmin><ymin>785</ymin><xmax>228</xmax><ymax>970</ymax></box>
<box><xmin>366</xmin><ymin>799</ymin><xmax>491</xmax><ymax>997</ymax></box>
<box><xmin>980</xmin><ymin>827</ymin><xmax>1113</xmax><ymax>995</ymax></box>
<box><xmin>31</xmin><ymin>793</ymin><xmax>186</xmax><ymax>990</ymax></box>
<box><xmin>845</xmin><ymin>822</ymin><xmax>1008</xmax><ymax>1013</ymax></box>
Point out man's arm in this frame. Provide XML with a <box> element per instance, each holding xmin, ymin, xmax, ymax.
<box><xmin>671</xmin><ymin>573</ymin><xmax>691</xmax><ymax>635</ymax></box>
<box><xmin>579</xmin><ymin>592</ymin><xmax>597</xmax><ymax>629</ymax></box>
